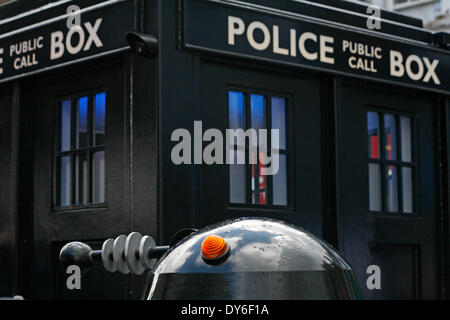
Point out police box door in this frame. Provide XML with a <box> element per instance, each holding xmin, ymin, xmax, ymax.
<box><xmin>24</xmin><ymin>61</ymin><xmax>136</xmax><ymax>299</ymax></box>
<box><xmin>336</xmin><ymin>80</ymin><xmax>439</xmax><ymax>299</ymax></box>
<box><xmin>196</xmin><ymin>60</ymin><xmax>324</xmax><ymax>237</ymax></box>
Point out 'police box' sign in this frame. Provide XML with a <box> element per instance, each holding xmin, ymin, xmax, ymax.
<box><xmin>182</xmin><ymin>0</ymin><xmax>450</xmax><ymax>94</ymax></box>
<box><xmin>0</xmin><ymin>0</ymin><xmax>135</xmax><ymax>83</ymax></box>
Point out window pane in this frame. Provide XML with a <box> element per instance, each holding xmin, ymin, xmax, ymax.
<box><xmin>77</xmin><ymin>96</ymin><xmax>88</xmax><ymax>149</ymax></box>
<box><xmin>59</xmin><ymin>100</ymin><xmax>71</xmax><ymax>152</ymax></box>
<box><xmin>228</xmin><ymin>91</ymin><xmax>245</xmax><ymax>157</ymax></box>
<box><xmin>402</xmin><ymin>167</ymin><xmax>414</xmax><ymax>213</ymax></box>
<box><xmin>57</xmin><ymin>156</ymin><xmax>71</xmax><ymax>207</ymax></box>
<box><xmin>273</xmin><ymin>154</ymin><xmax>287</xmax><ymax>206</ymax></box>
<box><xmin>384</xmin><ymin>114</ymin><xmax>397</xmax><ymax>160</ymax></box>
<box><xmin>400</xmin><ymin>116</ymin><xmax>412</xmax><ymax>162</ymax></box>
<box><xmin>94</xmin><ymin>93</ymin><xmax>106</xmax><ymax>146</ymax></box>
<box><xmin>271</xmin><ymin>97</ymin><xmax>287</xmax><ymax>151</ymax></box>
<box><xmin>367</xmin><ymin>112</ymin><xmax>380</xmax><ymax>159</ymax></box>
<box><xmin>251</xmin><ymin>94</ymin><xmax>265</xmax><ymax>130</ymax></box>
<box><xmin>386</xmin><ymin>165</ymin><xmax>399</xmax><ymax>212</ymax></box>
<box><xmin>229</xmin><ymin>149</ymin><xmax>246</xmax><ymax>204</ymax></box>
<box><xmin>93</xmin><ymin>151</ymin><xmax>105</xmax><ymax>203</ymax></box>
<box><xmin>368</xmin><ymin>163</ymin><xmax>382</xmax><ymax>211</ymax></box>
<box><xmin>75</xmin><ymin>153</ymin><xmax>88</xmax><ymax>205</ymax></box>
<box><xmin>251</xmin><ymin>153</ymin><xmax>267</xmax><ymax>205</ymax></box>
<box><xmin>251</xmin><ymin>95</ymin><xmax>265</xmax><ymax>152</ymax></box>
<box><xmin>229</xmin><ymin>91</ymin><xmax>244</xmax><ymax>129</ymax></box>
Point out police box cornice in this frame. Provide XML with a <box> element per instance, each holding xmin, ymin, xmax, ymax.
<box><xmin>0</xmin><ymin>0</ymin><xmax>449</xmax><ymax>95</ymax></box>
<box><xmin>0</xmin><ymin>0</ymin><xmax>135</xmax><ymax>83</ymax></box>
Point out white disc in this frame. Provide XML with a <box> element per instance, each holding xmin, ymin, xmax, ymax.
<box><xmin>125</xmin><ymin>232</ymin><xmax>146</xmax><ymax>275</ymax></box>
<box><xmin>102</xmin><ymin>238</ymin><xmax>116</xmax><ymax>273</ymax></box>
<box><xmin>139</xmin><ymin>236</ymin><xmax>157</xmax><ymax>270</ymax></box>
<box><xmin>113</xmin><ymin>235</ymin><xmax>130</xmax><ymax>275</ymax></box>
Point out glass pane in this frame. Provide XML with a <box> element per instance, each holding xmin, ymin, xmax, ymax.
<box><xmin>250</xmin><ymin>94</ymin><xmax>265</xmax><ymax>130</ymax></box>
<box><xmin>228</xmin><ymin>91</ymin><xmax>245</xmax><ymax>156</ymax></box>
<box><xmin>75</xmin><ymin>153</ymin><xmax>88</xmax><ymax>205</ymax></box>
<box><xmin>251</xmin><ymin>95</ymin><xmax>265</xmax><ymax>152</ymax></box>
<box><xmin>59</xmin><ymin>100</ymin><xmax>71</xmax><ymax>152</ymax></box>
<box><xmin>402</xmin><ymin>167</ymin><xmax>414</xmax><ymax>213</ymax></box>
<box><xmin>93</xmin><ymin>151</ymin><xmax>105</xmax><ymax>203</ymax></box>
<box><xmin>386</xmin><ymin>165</ymin><xmax>399</xmax><ymax>212</ymax></box>
<box><xmin>229</xmin><ymin>91</ymin><xmax>244</xmax><ymax>129</ymax></box>
<box><xmin>251</xmin><ymin>152</ymin><xmax>267</xmax><ymax>205</ymax></box>
<box><xmin>400</xmin><ymin>116</ymin><xmax>412</xmax><ymax>162</ymax></box>
<box><xmin>229</xmin><ymin>149</ymin><xmax>246</xmax><ymax>204</ymax></box>
<box><xmin>77</xmin><ymin>96</ymin><xmax>88</xmax><ymax>149</ymax></box>
<box><xmin>367</xmin><ymin>112</ymin><xmax>380</xmax><ymax>159</ymax></box>
<box><xmin>384</xmin><ymin>114</ymin><xmax>397</xmax><ymax>160</ymax></box>
<box><xmin>252</xmin><ymin>191</ymin><xmax>266</xmax><ymax>205</ymax></box>
<box><xmin>273</xmin><ymin>154</ymin><xmax>287</xmax><ymax>206</ymax></box>
<box><xmin>271</xmin><ymin>97</ymin><xmax>287</xmax><ymax>151</ymax></box>
<box><xmin>369</xmin><ymin>163</ymin><xmax>382</xmax><ymax>211</ymax></box>
<box><xmin>94</xmin><ymin>93</ymin><xmax>106</xmax><ymax>146</ymax></box>
<box><xmin>57</xmin><ymin>156</ymin><xmax>71</xmax><ymax>207</ymax></box>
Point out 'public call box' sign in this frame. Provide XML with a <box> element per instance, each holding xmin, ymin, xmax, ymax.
<box><xmin>0</xmin><ymin>0</ymin><xmax>135</xmax><ymax>83</ymax></box>
<box><xmin>183</xmin><ymin>0</ymin><xmax>450</xmax><ymax>94</ymax></box>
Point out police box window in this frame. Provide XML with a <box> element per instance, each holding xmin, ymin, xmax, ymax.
<box><xmin>55</xmin><ymin>91</ymin><xmax>106</xmax><ymax>209</ymax></box>
<box><xmin>367</xmin><ymin>110</ymin><xmax>416</xmax><ymax>214</ymax></box>
<box><xmin>228</xmin><ymin>90</ymin><xmax>290</xmax><ymax>207</ymax></box>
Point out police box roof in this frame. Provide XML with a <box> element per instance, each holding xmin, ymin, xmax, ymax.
<box><xmin>0</xmin><ymin>0</ymin><xmax>438</xmax><ymax>42</ymax></box>
<box><xmin>0</xmin><ymin>0</ymin><xmax>449</xmax><ymax>93</ymax></box>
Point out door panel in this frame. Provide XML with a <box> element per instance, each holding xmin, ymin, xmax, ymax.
<box><xmin>0</xmin><ymin>87</ymin><xmax>14</xmax><ymax>296</ymax></box>
<box><xmin>336</xmin><ymin>81</ymin><xmax>438</xmax><ymax>299</ymax></box>
<box><xmin>198</xmin><ymin>61</ymin><xmax>324</xmax><ymax>237</ymax></box>
<box><xmin>26</xmin><ymin>63</ymin><xmax>136</xmax><ymax>299</ymax></box>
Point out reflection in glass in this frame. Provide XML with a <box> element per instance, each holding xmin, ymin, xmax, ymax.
<box><xmin>75</xmin><ymin>153</ymin><xmax>88</xmax><ymax>205</ymax></box>
<box><xmin>94</xmin><ymin>93</ymin><xmax>106</xmax><ymax>146</ymax></box>
<box><xmin>251</xmin><ymin>95</ymin><xmax>265</xmax><ymax>155</ymax></box>
<box><xmin>368</xmin><ymin>163</ymin><xmax>382</xmax><ymax>211</ymax></box>
<box><xmin>77</xmin><ymin>96</ymin><xmax>88</xmax><ymax>149</ymax></box>
<box><xmin>229</xmin><ymin>91</ymin><xmax>245</xmax><ymax>162</ymax></box>
<box><xmin>384</xmin><ymin>114</ymin><xmax>397</xmax><ymax>160</ymax></box>
<box><xmin>400</xmin><ymin>116</ymin><xmax>412</xmax><ymax>162</ymax></box>
<box><xmin>230</xmin><ymin>149</ymin><xmax>246</xmax><ymax>204</ymax></box>
<box><xmin>386</xmin><ymin>165</ymin><xmax>398</xmax><ymax>212</ymax></box>
<box><xmin>271</xmin><ymin>97</ymin><xmax>287</xmax><ymax>151</ymax></box>
<box><xmin>229</xmin><ymin>91</ymin><xmax>244</xmax><ymax>130</ymax></box>
<box><xmin>367</xmin><ymin>112</ymin><xmax>380</xmax><ymax>159</ymax></box>
<box><xmin>273</xmin><ymin>155</ymin><xmax>287</xmax><ymax>206</ymax></box>
<box><xmin>402</xmin><ymin>167</ymin><xmax>413</xmax><ymax>213</ymax></box>
<box><xmin>251</xmin><ymin>95</ymin><xmax>265</xmax><ymax>130</ymax></box>
<box><xmin>57</xmin><ymin>156</ymin><xmax>71</xmax><ymax>207</ymax></box>
<box><xmin>93</xmin><ymin>151</ymin><xmax>105</xmax><ymax>203</ymax></box>
<box><xmin>251</xmin><ymin>152</ymin><xmax>266</xmax><ymax>205</ymax></box>
<box><xmin>60</xmin><ymin>100</ymin><xmax>71</xmax><ymax>152</ymax></box>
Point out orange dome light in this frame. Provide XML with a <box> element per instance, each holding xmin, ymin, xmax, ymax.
<box><xmin>201</xmin><ymin>235</ymin><xmax>230</xmax><ymax>261</ymax></box>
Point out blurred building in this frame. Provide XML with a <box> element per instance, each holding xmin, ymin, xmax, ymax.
<box><xmin>349</xmin><ymin>0</ymin><xmax>450</xmax><ymax>31</ymax></box>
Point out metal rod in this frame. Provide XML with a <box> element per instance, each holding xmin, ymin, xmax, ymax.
<box><xmin>88</xmin><ymin>245</ymin><xmax>170</xmax><ymax>263</ymax></box>
<box><xmin>149</xmin><ymin>246</ymin><xmax>170</xmax><ymax>259</ymax></box>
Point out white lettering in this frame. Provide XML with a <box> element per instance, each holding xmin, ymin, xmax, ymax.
<box><xmin>228</xmin><ymin>16</ymin><xmax>245</xmax><ymax>45</ymax></box>
<box><xmin>51</xmin><ymin>31</ymin><xmax>65</xmax><ymax>60</ymax></box>
<box><xmin>299</xmin><ymin>32</ymin><xmax>318</xmax><ymax>61</ymax></box>
<box><xmin>390</xmin><ymin>50</ymin><xmax>404</xmax><ymax>78</ymax></box>
<box><xmin>320</xmin><ymin>36</ymin><xmax>334</xmax><ymax>64</ymax></box>
<box><xmin>247</xmin><ymin>21</ymin><xmax>271</xmax><ymax>51</ymax></box>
